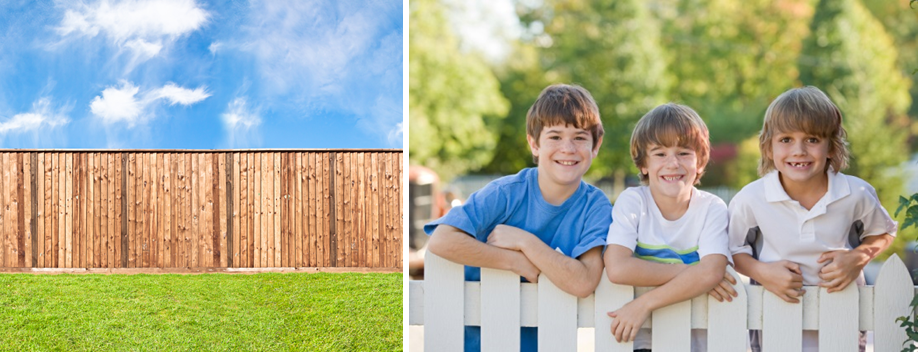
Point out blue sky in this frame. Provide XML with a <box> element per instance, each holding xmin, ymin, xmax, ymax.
<box><xmin>0</xmin><ymin>0</ymin><xmax>403</xmax><ymax>149</ymax></box>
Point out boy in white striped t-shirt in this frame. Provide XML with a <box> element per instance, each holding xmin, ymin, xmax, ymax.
<box><xmin>604</xmin><ymin>103</ymin><xmax>735</xmax><ymax>352</ymax></box>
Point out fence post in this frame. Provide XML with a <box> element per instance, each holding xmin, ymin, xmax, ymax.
<box><xmin>424</xmin><ymin>252</ymin><xmax>465</xmax><ymax>352</ymax></box>
<box><xmin>874</xmin><ymin>254</ymin><xmax>912</xmax><ymax>352</ymax></box>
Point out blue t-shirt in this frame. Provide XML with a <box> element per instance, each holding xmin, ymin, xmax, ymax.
<box><xmin>424</xmin><ymin>167</ymin><xmax>612</xmax><ymax>352</ymax></box>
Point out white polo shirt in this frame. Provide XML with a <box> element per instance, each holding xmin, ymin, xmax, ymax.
<box><xmin>727</xmin><ymin>170</ymin><xmax>897</xmax><ymax>286</ymax></box>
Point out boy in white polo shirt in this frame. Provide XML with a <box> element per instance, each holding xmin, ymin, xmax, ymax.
<box><xmin>604</xmin><ymin>103</ymin><xmax>733</xmax><ymax>351</ymax></box>
<box><xmin>728</xmin><ymin>86</ymin><xmax>897</xmax><ymax>352</ymax></box>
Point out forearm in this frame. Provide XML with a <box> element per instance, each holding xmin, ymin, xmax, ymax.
<box><xmin>427</xmin><ymin>225</ymin><xmax>525</xmax><ymax>271</ymax></box>
<box><xmin>854</xmin><ymin>234</ymin><xmax>893</xmax><ymax>261</ymax></box>
<box><xmin>632</xmin><ymin>255</ymin><xmax>728</xmax><ymax>311</ymax></box>
<box><xmin>733</xmin><ymin>253</ymin><xmax>765</xmax><ymax>282</ymax></box>
<box><xmin>604</xmin><ymin>245</ymin><xmax>687</xmax><ymax>286</ymax></box>
<box><xmin>520</xmin><ymin>243</ymin><xmax>603</xmax><ymax>298</ymax></box>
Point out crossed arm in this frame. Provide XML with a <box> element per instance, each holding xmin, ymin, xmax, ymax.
<box><xmin>426</xmin><ymin>224</ymin><xmax>604</xmax><ymax>298</ymax></box>
<box><xmin>604</xmin><ymin>252</ymin><xmax>728</xmax><ymax>342</ymax></box>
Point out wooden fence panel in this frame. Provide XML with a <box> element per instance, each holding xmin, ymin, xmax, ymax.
<box><xmin>481</xmin><ymin>268</ymin><xmax>520</xmax><ymax>351</ymax></box>
<box><xmin>538</xmin><ymin>275</ymin><xmax>577</xmax><ymax>351</ymax></box>
<box><xmin>0</xmin><ymin>150</ymin><xmax>400</xmax><ymax>269</ymax></box>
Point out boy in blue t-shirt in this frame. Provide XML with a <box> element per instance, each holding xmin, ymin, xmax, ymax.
<box><xmin>425</xmin><ymin>84</ymin><xmax>612</xmax><ymax>352</ymax></box>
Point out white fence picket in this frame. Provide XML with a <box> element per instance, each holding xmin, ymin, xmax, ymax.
<box><xmin>410</xmin><ymin>256</ymin><xmax>918</xmax><ymax>352</ymax></box>
<box><xmin>423</xmin><ymin>252</ymin><xmax>465</xmax><ymax>352</ymax></box>
<box><xmin>708</xmin><ymin>266</ymin><xmax>748</xmax><ymax>352</ymax></box>
<box><xmin>762</xmin><ymin>291</ymin><xmax>802</xmax><ymax>352</ymax></box>
<box><xmin>538</xmin><ymin>274</ymin><xmax>577</xmax><ymax>351</ymax></box>
<box><xmin>480</xmin><ymin>268</ymin><xmax>520</xmax><ymax>351</ymax></box>
<box><xmin>651</xmin><ymin>299</ymin><xmax>692</xmax><ymax>352</ymax></box>
<box><xmin>594</xmin><ymin>271</ymin><xmax>634</xmax><ymax>352</ymax></box>
<box><xmin>874</xmin><ymin>254</ymin><xmax>912</xmax><ymax>352</ymax></box>
<box><xmin>818</xmin><ymin>284</ymin><xmax>859</xmax><ymax>351</ymax></box>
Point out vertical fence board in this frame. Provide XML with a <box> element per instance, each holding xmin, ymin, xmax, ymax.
<box><xmin>13</xmin><ymin>154</ymin><xmax>23</xmax><ymax>267</ymax></box>
<box><xmin>424</xmin><ymin>252</ymin><xmax>465</xmax><ymax>352</ymax></box>
<box><xmin>481</xmin><ymin>268</ymin><xmax>521</xmax><ymax>351</ymax></box>
<box><xmin>318</xmin><ymin>153</ymin><xmax>327</xmax><ymax>267</ymax></box>
<box><xmin>28</xmin><ymin>154</ymin><xmax>36</xmax><ymax>267</ymax></box>
<box><xmin>708</xmin><ymin>266</ymin><xmax>748</xmax><ymax>352</ymax></box>
<box><xmin>19</xmin><ymin>154</ymin><xmax>27</xmax><ymax>267</ymax></box>
<box><xmin>240</xmin><ymin>154</ymin><xmax>248</xmax><ymax>268</ymax></box>
<box><xmin>273</xmin><ymin>153</ymin><xmax>280</xmax><ymax>267</ymax></box>
<box><xmin>116</xmin><ymin>153</ymin><xmax>123</xmax><ymax>268</ymax></box>
<box><xmin>307</xmin><ymin>153</ymin><xmax>315</xmax><ymax>267</ymax></box>
<box><xmin>371</xmin><ymin>153</ymin><xmax>379</xmax><ymax>268</ymax></box>
<box><xmin>651</xmin><ymin>300</ymin><xmax>691</xmax><ymax>351</ymax></box>
<box><xmin>595</xmin><ymin>275</ymin><xmax>634</xmax><ymax>351</ymax></box>
<box><xmin>217</xmin><ymin>153</ymin><xmax>225</xmax><ymax>267</ymax></box>
<box><xmin>254</xmin><ymin>153</ymin><xmax>262</xmax><ymax>268</ymax></box>
<box><xmin>538</xmin><ymin>275</ymin><xmax>577</xmax><ymax>351</ymax></box>
<box><xmin>152</xmin><ymin>153</ymin><xmax>159</xmax><ymax>268</ymax></box>
<box><xmin>58</xmin><ymin>153</ymin><xmax>65</xmax><ymax>268</ymax></box>
<box><xmin>2</xmin><ymin>153</ymin><xmax>9</xmax><ymax>268</ymax></box>
<box><xmin>295</xmin><ymin>153</ymin><xmax>303</xmax><ymax>267</ymax></box>
<box><xmin>762</xmin><ymin>291</ymin><xmax>802</xmax><ymax>352</ymax></box>
<box><xmin>101</xmin><ymin>153</ymin><xmax>110</xmax><ymax>269</ymax></box>
<box><xmin>818</xmin><ymin>284</ymin><xmax>859</xmax><ymax>351</ymax></box>
<box><xmin>37</xmin><ymin>154</ymin><xmax>44</xmax><ymax>268</ymax></box>
<box><xmin>204</xmin><ymin>153</ymin><xmax>213</xmax><ymax>268</ymax></box>
<box><xmin>281</xmin><ymin>153</ymin><xmax>288</xmax><ymax>267</ymax></box>
<box><xmin>357</xmin><ymin>153</ymin><xmax>365</xmax><ymax>267</ymax></box>
<box><xmin>164</xmin><ymin>154</ymin><xmax>172</xmax><ymax>268</ymax></box>
<box><xmin>875</xmin><ymin>255</ymin><xmax>912</xmax><ymax>352</ymax></box>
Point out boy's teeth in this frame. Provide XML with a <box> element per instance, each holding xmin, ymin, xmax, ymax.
<box><xmin>558</xmin><ymin>161</ymin><xmax>576</xmax><ymax>166</ymax></box>
<box><xmin>662</xmin><ymin>176</ymin><xmax>681</xmax><ymax>181</ymax></box>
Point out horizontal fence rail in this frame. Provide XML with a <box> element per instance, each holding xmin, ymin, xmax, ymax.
<box><xmin>409</xmin><ymin>253</ymin><xmax>915</xmax><ymax>352</ymax></box>
<box><xmin>0</xmin><ymin>150</ymin><xmax>402</xmax><ymax>269</ymax></box>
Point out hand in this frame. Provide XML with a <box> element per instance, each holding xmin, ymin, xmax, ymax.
<box><xmin>756</xmin><ymin>260</ymin><xmax>805</xmax><ymax>303</ymax></box>
<box><xmin>607</xmin><ymin>300</ymin><xmax>651</xmax><ymax>343</ymax></box>
<box><xmin>817</xmin><ymin>249</ymin><xmax>869</xmax><ymax>293</ymax></box>
<box><xmin>708</xmin><ymin>271</ymin><xmax>738</xmax><ymax>302</ymax></box>
<box><xmin>487</xmin><ymin>224</ymin><xmax>535</xmax><ymax>252</ymax></box>
<box><xmin>507</xmin><ymin>250</ymin><xmax>541</xmax><ymax>283</ymax></box>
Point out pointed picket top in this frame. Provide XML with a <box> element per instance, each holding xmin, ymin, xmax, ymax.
<box><xmin>708</xmin><ymin>266</ymin><xmax>748</xmax><ymax>352</ymax></box>
<box><xmin>594</xmin><ymin>270</ymin><xmax>635</xmax><ymax>352</ymax></box>
<box><xmin>424</xmin><ymin>252</ymin><xmax>466</xmax><ymax>352</ymax></box>
<box><xmin>874</xmin><ymin>254</ymin><xmax>912</xmax><ymax>352</ymax></box>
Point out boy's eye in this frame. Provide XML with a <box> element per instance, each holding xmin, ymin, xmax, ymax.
<box><xmin>779</xmin><ymin>137</ymin><xmax>791</xmax><ymax>143</ymax></box>
<box><xmin>806</xmin><ymin>138</ymin><xmax>820</xmax><ymax>143</ymax></box>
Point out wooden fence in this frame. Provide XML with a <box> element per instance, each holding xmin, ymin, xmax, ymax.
<box><xmin>0</xmin><ymin>150</ymin><xmax>402</xmax><ymax>269</ymax></box>
<box><xmin>409</xmin><ymin>253</ymin><xmax>916</xmax><ymax>351</ymax></box>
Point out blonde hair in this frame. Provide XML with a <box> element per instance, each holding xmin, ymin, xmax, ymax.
<box><xmin>630</xmin><ymin>103</ymin><xmax>710</xmax><ymax>185</ymax></box>
<box><xmin>758</xmin><ymin>86</ymin><xmax>849</xmax><ymax>176</ymax></box>
<box><xmin>527</xmin><ymin>84</ymin><xmax>604</xmax><ymax>164</ymax></box>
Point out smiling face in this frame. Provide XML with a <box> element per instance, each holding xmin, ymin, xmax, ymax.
<box><xmin>768</xmin><ymin>129</ymin><xmax>830</xmax><ymax>189</ymax></box>
<box><xmin>528</xmin><ymin>124</ymin><xmax>601</xmax><ymax>193</ymax></box>
<box><xmin>641</xmin><ymin>144</ymin><xmax>699</xmax><ymax>203</ymax></box>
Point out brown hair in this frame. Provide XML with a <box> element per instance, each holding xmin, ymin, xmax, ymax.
<box><xmin>630</xmin><ymin>103</ymin><xmax>710</xmax><ymax>185</ymax></box>
<box><xmin>526</xmin><ymin>84</ymin><xmax>604</xmax><ymax>164</ymax></box>
<box><xmin>758</xmin><ymin>86</ymin><xmax>849</xmax><ymax>175</ymax></box>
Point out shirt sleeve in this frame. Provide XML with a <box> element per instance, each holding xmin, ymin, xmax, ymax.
<box><xmin>571</xmin><ymin>193</ymin><xmax>613</xmax><ymax>259</ymax></box>
<box><xmin>697</xmin><ymin>198</ymin><xmax>732</xmax><ymax>265</ymax></box>
<box><xmin>727</xmin><ymin>191</ymin><xmax>756</xmax><ymax>257</ymax></box>
<box><xmin>423</xmin><ymin>182</ymin><xmax>507</xmax><ymax>241</ymax></box>
<box><xmin>856</xmin><ymin>181</ymin><xmax>898</xmax><ymax>239</ymax></box>
<box><xmin>606</xmin><ymin>188</ymin><xmax>641</xmax><ymax>251</ymax></box>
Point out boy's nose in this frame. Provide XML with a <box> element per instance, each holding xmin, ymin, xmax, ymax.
<box><xmin>560</xmin><ymin>140</ymin><xmax>576</xmax><ymax>152</ymax></box>
<box><xmin>791</xmin><ymin>141</ymin><xmax>807</xmax><ymax>155</ymax></box>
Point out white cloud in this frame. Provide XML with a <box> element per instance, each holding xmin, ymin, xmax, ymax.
<box><xmin>241</xmin><ymin>1</ymin><xmax>402</xmax><ymax>145</ymax></box>
<box><xmin>388</xmin><ymin>122</ymin><xmax>403</xmax><ymax>147</ymax></box>
<box><xmin>151</xmin><ymin>83</ymin><xmax>211</xmax><ymax>105</ymax></box>
<box><xmin>0</xmin><ymin>98</ymin><xmax>70</xmax><ymax>134</ymax></box>
<box><xmin>90</xmin><ymin>80</ymin><xmax>210</xmax><ymax>126</ymax></box>
<box><xmin>90</xmin><ymin>81</ymin><xmax>142</xmax><ymax>125</ymax></box>
<box><xmin>57</xmin><ymin>0</ymin><xmax>209</xmax><ymax>65</ymax></box>
<box><xmin>221</xmin><ymin>97</ymin><xmax>261</xmax><ymax>148</ymax></box>
<box><xmin>208</xmin><ymin>41</ymin><xmax>222</xmax><ymax>55</ymax></box>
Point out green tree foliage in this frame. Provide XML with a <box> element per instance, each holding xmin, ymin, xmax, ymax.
<box><xmin>408</xmin><ymin>0</ymin><xmax>509</xmax><ymax>181</ymax></box>
<box><xmin>485</xmin><ymin>0</ymin><xmax>671</xmax><ymax>180</ymax></box>
<box><xmin>799</xmin><ymin>0</ymin><xmax>913</xmax><ymax>256</ymax></box>
<box><xmin>543</xmin><ymin>0</ymin><xmax>670</xmax><ymax>178</ymax></box>
<box><xmin>658</xmin><ymin>0</ymin><xmax>812</xmax><ymax>144</ymax></box>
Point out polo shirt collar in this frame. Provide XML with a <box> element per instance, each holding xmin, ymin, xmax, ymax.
<box><xmin>762</xmin><ymin>168</ymin><xmax>851</xmax><ymax>211</ymax></box>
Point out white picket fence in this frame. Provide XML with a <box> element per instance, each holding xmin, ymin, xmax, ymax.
<box><xmin>408</xmin><ymin>253</ymin><xmax>917</xmax><ymax>352</ymax></box>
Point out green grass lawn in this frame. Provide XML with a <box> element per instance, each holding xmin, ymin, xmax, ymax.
<box><xmin>0</xmin><ymin>272</ymin><xmax>402</xmax><ymax>351</ymax></box>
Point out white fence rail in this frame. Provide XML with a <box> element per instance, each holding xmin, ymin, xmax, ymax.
<box><xmin>409</xmin><ymin>253</ymin><xmax>917</xmax><ymax>352</ymax></box>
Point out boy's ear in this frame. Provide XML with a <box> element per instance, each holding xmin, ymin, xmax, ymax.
<box><xmin>592</xmin><ymin>136</ymin><xmax>603</xmax><ymax>158</ymax></box>
<box><xmin>527</xmin><ymin>134</ymin><xmax>539</xmax><ymax>156</ymax></box>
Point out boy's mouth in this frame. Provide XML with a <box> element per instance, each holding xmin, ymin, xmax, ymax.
<box><xmin>661</xmin><ymin>175</ymin><xmax>683</xmax><ymax>181</ymax></box>
<box><xmin>787</xmin><ymin>162</ymin><xmax>811</xmax><ymax>168</ymax></box>
<box><xmin>556</xmin><ymin>160</ymin><xmax>578</xmax><ymax>166</ymax></box>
